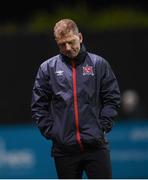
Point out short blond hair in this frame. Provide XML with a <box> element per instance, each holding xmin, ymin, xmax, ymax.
<box><xmin>54</xmin><ymin>19</ymin><xmax>79</xmax><ymax>38</ymax></box>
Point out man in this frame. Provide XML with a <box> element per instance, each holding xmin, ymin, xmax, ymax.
<box><xmin>31</xmin><ymin>19</ymin><xmax>120</xmax><ymax>179</ymax></box>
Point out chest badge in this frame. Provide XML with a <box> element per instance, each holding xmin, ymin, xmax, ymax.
<box><xmin>83</xmin><ymin>65</ymin><xmax>94</xmax><ymax>76</ymax></box>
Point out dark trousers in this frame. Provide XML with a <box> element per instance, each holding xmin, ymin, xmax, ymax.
<box><xmin>54</xmin><ymin>148</ymin><xmax>112</xmax><ymax>179</ymax></box>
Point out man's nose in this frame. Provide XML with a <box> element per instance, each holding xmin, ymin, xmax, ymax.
<box><xmin>65</xmin><ymin>43</ymin><xmax>71</xmax><ymax>50</ymax></box>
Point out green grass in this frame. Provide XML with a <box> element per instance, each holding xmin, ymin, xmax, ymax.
<box><xmin>1</xmin><ymin>6</ymin><xmax>148</xmax><ymax>33</ymax></box>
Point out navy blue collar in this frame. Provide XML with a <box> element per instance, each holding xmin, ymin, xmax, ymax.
<box><xmin>60</xmin><ymin>44</ymin><xmax>87</xmax><ymax>65</ymax></box>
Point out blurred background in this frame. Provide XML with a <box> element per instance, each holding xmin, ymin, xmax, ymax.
<box><xmin>0</xmin><ymin>0</ymin><xmax>148</xmax><ymax>178</ymax></box>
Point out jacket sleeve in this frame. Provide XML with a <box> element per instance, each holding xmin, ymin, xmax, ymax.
<box><xmin>31</xmin><ymin>65</ymin><xmax>53</xmax><ymax>139</ymax></box>
<box><xmin>99</xmin><ymin>58</ymin><xmax>121</xmax><ymax>133</ymax></box>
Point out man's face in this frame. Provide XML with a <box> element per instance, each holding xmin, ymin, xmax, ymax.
<box><xmin>55</xmin><ymin>31</ymin><xmax>83</xmax><ymax>59</ymax></box>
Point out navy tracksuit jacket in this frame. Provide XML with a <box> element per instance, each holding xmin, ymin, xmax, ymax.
<box><xmin>31</xmin><ymin>45</ymin><xmax>120</xmax><ymax>156</ymax></box>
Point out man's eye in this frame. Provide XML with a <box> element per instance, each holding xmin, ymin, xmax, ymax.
<box><xmin>69</xmin><ymin>41</ymin><xmax>75</xmax><ymax>45</ymax></box>
<box><xmin>59</xmin><ymin>40</ymin><xmax>75</xmax><ymax>47</ymax></box>
<box><xmin>59</xmin><ymin>43</ymin><xmax>65</xmax><ymax>47</ymax></box>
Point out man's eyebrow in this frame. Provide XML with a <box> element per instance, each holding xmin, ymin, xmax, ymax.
<box><xmin>58</xmin><ymin>39</ymin><xmax>76</xmax><ymax>44</ymax></box>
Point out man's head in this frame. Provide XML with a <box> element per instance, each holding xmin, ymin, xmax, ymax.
<box><xmin>54</xmin><ymin>19</ymin><xmax>83</xmax><ymax>59</ymax></box>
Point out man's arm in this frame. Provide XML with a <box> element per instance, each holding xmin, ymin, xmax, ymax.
<box><xmin>99</xmin><ymin>58</ymin><xmax>121</xmax><ymax>133</ymax></box>
<box><xmin>31</xmin><ymin>65</ymin><xmax>53</xmax><ymax>139</ymax></box>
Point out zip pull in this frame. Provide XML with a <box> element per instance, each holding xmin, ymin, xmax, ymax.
<box><xmin>71</xmin><ymin>59</ymin><xmax>76</xmax><ymax>67</ymax></box>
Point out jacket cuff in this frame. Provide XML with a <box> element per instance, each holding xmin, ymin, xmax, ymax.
<box><xmin>100</xmin><ymin>119</ymin><xmax>113</xmax><ymax>133</ymax></box>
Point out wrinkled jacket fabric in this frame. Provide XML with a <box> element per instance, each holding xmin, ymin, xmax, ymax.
<box><xmin>31</xmin><ymin>46</ymin><xmax>120</xmax><ymax>156</ymax></box>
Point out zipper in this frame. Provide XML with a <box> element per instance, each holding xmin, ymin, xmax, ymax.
<box><xmin>72</xmin><ymin>60</ymin><xmax>84</xmax><ymax>151</ymax></box>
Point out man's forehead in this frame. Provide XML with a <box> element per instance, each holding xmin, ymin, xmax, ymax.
<box><xmin>55</xmin><ymin>29</ymin><xmax>74</xmax><ymax>37</ymax></box>
<box><xmin>55</xmin><ymin>32</ymin><xmax>79</xmax><ymax>43</ymax></box>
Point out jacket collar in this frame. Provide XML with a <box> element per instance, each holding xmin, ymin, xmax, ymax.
<box><xmin>60</xmin><ymin>44</ymin><xmax>87</xmax><ymax>65</ymax></box>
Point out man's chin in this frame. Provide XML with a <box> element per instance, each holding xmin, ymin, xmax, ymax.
<box><xmin>66</xmin><ymin>53</ymin><xmax>78</xmax><ymax>59</ymax></box>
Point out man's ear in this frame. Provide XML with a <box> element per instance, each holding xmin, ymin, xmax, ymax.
<box><xmin>79</xmin><ymin>33</ymin><xmax>83</xmax><ymax>43</ymax></box>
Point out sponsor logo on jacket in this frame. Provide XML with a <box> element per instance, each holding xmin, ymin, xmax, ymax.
<box><xmin>55</xmin><ymin>70</ymin><xmax>64</xmax><ymax>76</ymax></box>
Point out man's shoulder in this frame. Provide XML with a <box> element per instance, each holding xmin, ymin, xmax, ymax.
<box><xmin>40</xmin><ymin>54</ymin><xmax>60</xmax><ymax>68</ymax></box>
<box><xmin>87</xmin><ymin>52</ymin><xmax>106</xmax><ymax>64</ymax></box>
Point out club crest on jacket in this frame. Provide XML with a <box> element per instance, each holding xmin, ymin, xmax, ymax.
<box><xmin>83</xmin><ymin>65</ymin><xmax>94</xmax><ymax>76</ymax></box>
